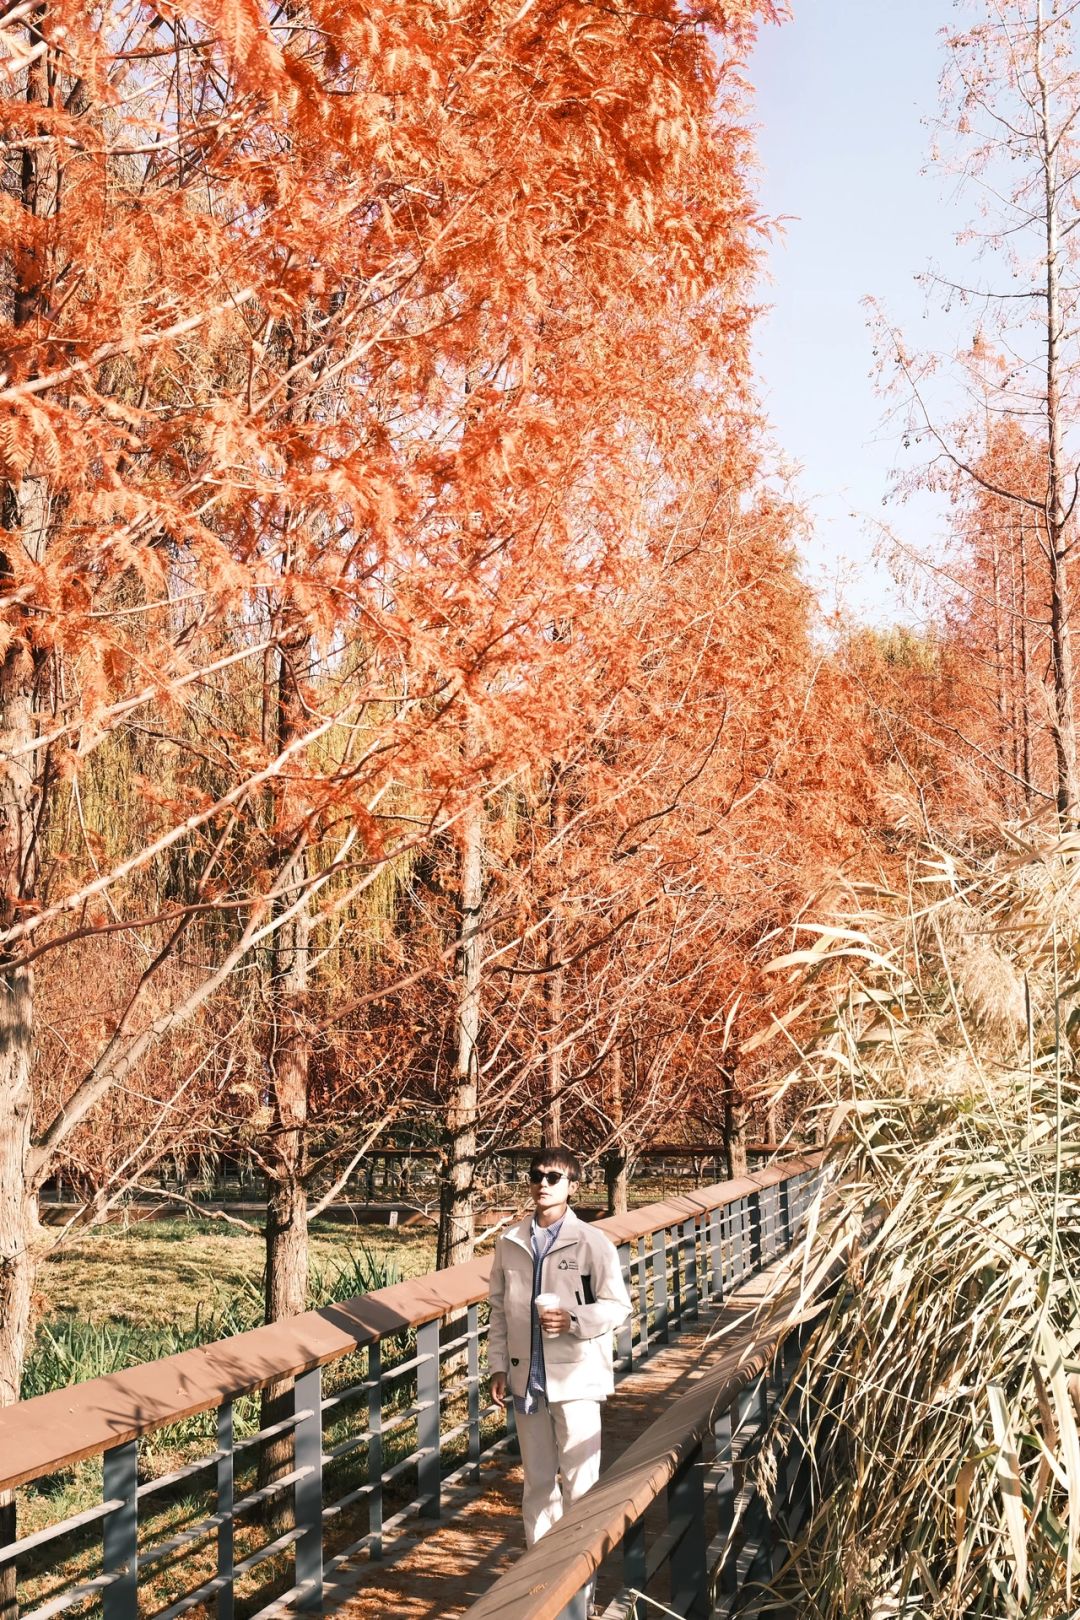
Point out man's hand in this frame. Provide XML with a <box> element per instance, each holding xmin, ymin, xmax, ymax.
<box><xmin>538</xmin><ymin>1306</ymin><xmax>573</xmax><ymax>1335</ymax></box>
<box><xmin>490</xmin><ymin>1371</ymin><xmax>507</xmax><ymax>1407</ymax></box>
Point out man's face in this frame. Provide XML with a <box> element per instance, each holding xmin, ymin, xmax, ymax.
<box><xmin>529</xmin><ymin>1162</ymin><xmax>571</xmax><ymax>1218</ymax></box>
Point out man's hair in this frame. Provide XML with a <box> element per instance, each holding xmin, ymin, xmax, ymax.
<box><xmin>529</xmin><ymin>1144</ymin><xmax>581</xmax><ymax>1182</ymax></box>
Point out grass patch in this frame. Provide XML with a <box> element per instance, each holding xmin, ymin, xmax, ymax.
<box><xmin>24</xmin><ymin>1219</ymin><xmax>436</xmax><ymax>1406</ymax></box>
<box><xmin>35</xmin><ymin>1217</ymin><xmax>435</xmax><ymax>1335</ymax></box>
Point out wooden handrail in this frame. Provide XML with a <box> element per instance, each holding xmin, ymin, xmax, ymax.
<box><xmin>0</xmin><ymin>1155</ymin><xmax>818</xmax><ymax>1494</ymax></box>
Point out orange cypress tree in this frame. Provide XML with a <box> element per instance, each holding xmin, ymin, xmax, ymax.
<box><xmin>0</xmin><ymin>0</ymin><xmax>783</xmax><ymax>1412</ymax></box>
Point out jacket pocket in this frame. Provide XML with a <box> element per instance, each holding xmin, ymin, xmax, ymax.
<box><xmin>582</xmin><ymin>1272</ymin><xmax>595</xmax><ymax>1306</ymax></box>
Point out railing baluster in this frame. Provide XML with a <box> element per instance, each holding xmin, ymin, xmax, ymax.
<box><xmin>779</xmin><ymin>1175</ymin><xmax>792</xmax><ymax>1249</ymax></box>
<box><xmin>293</xmin><ymin>1367</ymin><xmax>323</xmax><ymax>1608</ymax></box>
<box><xmin>652</xmin><ymin>1230</ymin><xmax>669</xmax><ymax>1345</ymax></box>
<box><xmin>216</xmin><ymin>1401</ymin><xmax>234</xmax><ymax>1620</ymax></box>
<box><xmin>713</xmin><ymin>1393</ymin><xmax>737</xmax><ymax>1600</ymax></box>
<box><xmin>636</xmin><ymin>1238</ymin><xmax>649</xmax><ymax>1354</ymax></box>
<box><xmin>623</xmin><ymin>1514</ymin><xmax>647</xmax><ymax>1595</ymax></box>
<box><xmin>707</xmin><ymin>1204</ymin><xmax>722</xmax><ymax>1301</ymax></box>
<box><xmin>616</xmin><ymin>1244</ymin><xmax>634</xmax><ymax>1368</ymax></box>
<box><xmin>668</xmin><ymin>1447</ymin><xmax>707</xmax><ymax>1619</ymax></box>
<box><xmin>102</xmin><ymin>1439</ymin><xmax>139</xmax><ymax>1620</ymax></box>
<box><xmin>749</xmin><ymin>1188</ymin><xmax>763</xmax><ymax>1270</ymax></box>
<box><xmin>683</xmin><ymin>1217</ymin><xmax>699</xmax><ymax>1318</ymax></box>
<box><xmin>671</xmin><ymin>1221</ymin><xmax>682</xmax><ymax>1327</ymax></box>
<box><xmin>416</xmin><ymin>1319</ymin><xmax>442</xmax><ymax>1518</ymax></box>
<box><xmin>467</xmin><ymin>1303</ymin><xmax>481</xmax><ymax>1481</ymax></box>
<box><xmin>368</xmin><ymin>1339</ymin><xmax>383</xmax><ymax>1559</ymax></box>
<box><xmin>1</xmin><ymin>1496</ymin><xmax>15</xmax><ymax>1620</ymax></box>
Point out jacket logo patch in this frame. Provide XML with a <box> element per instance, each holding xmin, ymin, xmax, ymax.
<box><xmin>557</xmin><ymin>1258</ymin><xmax>579</xmax><ymax>1270</ymax></box>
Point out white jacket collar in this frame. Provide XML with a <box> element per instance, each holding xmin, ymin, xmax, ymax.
<box><xmin>505</xmin><ymin>1205</ymin><xmax>584</xmax><ymax>1254</ymax></box>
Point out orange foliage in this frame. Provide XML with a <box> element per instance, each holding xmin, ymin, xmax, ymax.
<box><xmin>0</xmin><ymin>0</ymin><xmax>883</xmax><ymax>1360</ymax></box>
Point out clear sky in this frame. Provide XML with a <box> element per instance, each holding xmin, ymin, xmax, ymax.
<box><xmin>751</xmin><ymin>0</ymin><xmax>966</xmax><ymax>625</ymax></box>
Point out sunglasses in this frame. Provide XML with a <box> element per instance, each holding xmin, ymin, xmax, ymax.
<box><xmin>529</xmin><ymin>1170</ymin><xmax>567</xmax><ymax>1186</ymax></box>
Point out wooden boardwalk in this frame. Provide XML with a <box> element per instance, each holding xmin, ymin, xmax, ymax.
<box><xmin>316</xmin><ymin>1307</ymin><xmax>735</xmax><ymax>1620</ymax></box>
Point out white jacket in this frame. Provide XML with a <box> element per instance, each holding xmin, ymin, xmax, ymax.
<box><xmin>488</xmin><ymin>1208</ymin><xmax>632</xmax><ymax>1403</ymax></box>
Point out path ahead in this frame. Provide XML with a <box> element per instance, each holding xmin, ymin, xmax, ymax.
<box><xmin>314</xmin><ymin>1303</ymin><xmax>741</xmax><ymax>1619</ymax></box>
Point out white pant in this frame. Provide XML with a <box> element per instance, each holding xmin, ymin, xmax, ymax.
<box><xmin>514</xmin><ymin>1397</ymin><xmax>603</xmax><ymax>1548</ymax></box>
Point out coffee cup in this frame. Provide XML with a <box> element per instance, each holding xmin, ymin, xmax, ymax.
<box><xmin>535</xmin><ymin>1291</ymin><xmax>561</xmax><ymax>1335</ymax></box>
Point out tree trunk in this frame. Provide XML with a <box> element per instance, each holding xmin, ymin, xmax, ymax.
<box><xmin>603</xmin><ymin>1046</ymin><xmax>628</xmax><ymax>1217</ymax></box>
<box><xmin>259</xmin><ymin>632</ymin><xmax>311</xmax><ymax>1502</ymax></box>
<box><xmin>543</xmin><ymin>971</ymin><xmax>563</xmax><ymax>1144</ymax></box>
<box><xmin>0</xmin><ymin>548</ymin><xmax>42</xmax><ymax>1415</ymax></box>
<box><xmin>258</xmin><ymin>886</ymin><xmax>311</xmax><ymax>1497</ymax></box>
<box><xmin>437</xmin><ymin>802</ymin><xmax>484</xmax><ymax>1270</ymax></box>
<box><xmin>0</xmin><ymin>936</ymin><xmax>36</xmax><ymax>1620</ymax></box>
<box><xmin>263</xmin><ymin>635</ymin><xmax>312</xmax><ymax>1327</ymax></box>
<box><xmin>542</xmin><ymin>765</ymin><xmax>565</xmax><ymax>1145</ymax></box>
<box><xmin>264</xmin><ymin>1008</ymin><xmax>310</xmax><ymax>1326</ymax></box>
<box><xmin>2</xmin><ymin>24</ymin><xmax>57</xmax><ymax>1607</ymax></box>
<box><xmin>723</xmin><ymin>1097</ymin><xmax>748</xmax><ymax>1181</ymax></box>
<box><xmin>1036</xmin><ymin>11</ymin><xmax>1079</xmax><ymax>820</ymax></box>
<box><xmin>991</xmin><ymin>534</ymin><xmax>1012</xmax><ymax>811</ymax></box>
<box><xmin>603</xmin><ymin>1150</ymin><xmax>628</xmax><ymax>1217</ymax></box>
<box><xmin>1018</xmin><ymin>519</ymin><xmax>1034</xmax><ymax>806</ymax></box>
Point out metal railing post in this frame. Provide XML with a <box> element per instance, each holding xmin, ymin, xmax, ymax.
<box><xmin>616</xmin><ymin>1245</ymin><xmax>634</xmax><ymax>1368</ymax></box>
<box><xmin>623</xmin><ymin>1516</ymin><xmax>647</xmax><ymax>1595</ymax></box>
<box><xmin>779</xmin><ymin>1175</ymin><xmax>792</xmax><ymax>1249</ymax></box>
<box><xmin>1</xmin><ymin>1493</ymin><xmax>15</xmax><ymax>1620</ymax></box>
<box><xmin>467</xmin><ymin>1304</ymin><xmax>481</xmax><ymax>1482</ymax></box>
<box><xmin>652</xmin><ymin>1230</ymin><xmax>669</xmax><ymax>1344</ymax></box>
<box><xmin>102</xmin><ymin>1439</ymin><xmax>139</xmax><ymax>1620</ymax></box>
<box><xmin>216</xmin><ymin>1402</ymin><xmax>234</xmax><ymax>1620</ymax></box>
<box><xmin>293</xmin><ymin>1367</ymin><xmax>323</xmax><ymax>1608</ymax></box>
<box><xmin>708</xmin><ymin>1205</ymin><xmax>723</xmax><ymax>1302</ymax></box>
<box><xmin>713</xmin><ymin>1394</ymin><xmax>737</xmax><ymax>1601</ymax></box>
<box><xmin>683</xmin><ymin>1218</ymin><xmax>699</xmax><ymax>1318</ymax></box>
<box><xmin>672</xmin><ymin>1222</ymin><xmax>683</xmax><ymax>1326</ymax></box>
<box><xmin>635</xmin><ymin>1239</ymin><xmax>649</xmax><ymax>1355</ymax></box>
<box><xmin>416</xmin><ymin>1318</ymin><xmax>442</xmax><ymax>1517</ymax></box>
<box><xmin>749</xmin><ymin>1189</ymin><xmax>763</xmax><ymax>1270</ymax></box>
<box><xmin>668</xmin><ymin>1448</ymin><xmax>707</xmax><ymax>1619</ymax></box>
<box><xmin>368</xmin><ymin>1339</ymin><xmax>384</xmax><ymax>1558</ymax></box>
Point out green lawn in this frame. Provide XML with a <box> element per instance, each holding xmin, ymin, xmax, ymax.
<box><xmin>36</xmin><ymin>1216</ymin><xmax>437</xmax><ymax>1331</ymax></box>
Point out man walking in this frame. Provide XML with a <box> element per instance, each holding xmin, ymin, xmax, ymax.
<box><xmin>488</xmin><ymin>1144</ymin><xmax>632</xmax><ymax>1559</ymax></box>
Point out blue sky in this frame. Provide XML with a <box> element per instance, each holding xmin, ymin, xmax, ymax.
<box><xmin>751</xmin><ymin>0</ymin><xmax>966</xmax><ymax>625</ymax></box>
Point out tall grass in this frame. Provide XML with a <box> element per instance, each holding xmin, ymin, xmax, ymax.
<box><xmin>22</xmin><ymin>1239</ymin><xmax>400</xmax><ymax>1402</ymax></box>
<box><xmin>757</xmin><ymin>829</ymin><xmax>1080</xmax><ymax>1620</ymax></box>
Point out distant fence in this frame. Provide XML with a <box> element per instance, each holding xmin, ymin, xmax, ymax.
<box><xmin>39</xmin><ymin>1145</ymin><xmax>784</xmax><ymax>1217</ymax></box>
<box><xmin>1</xmin><ymin>1157</ymin><xmax>821</xmax><ymax>1620</ymax></box>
